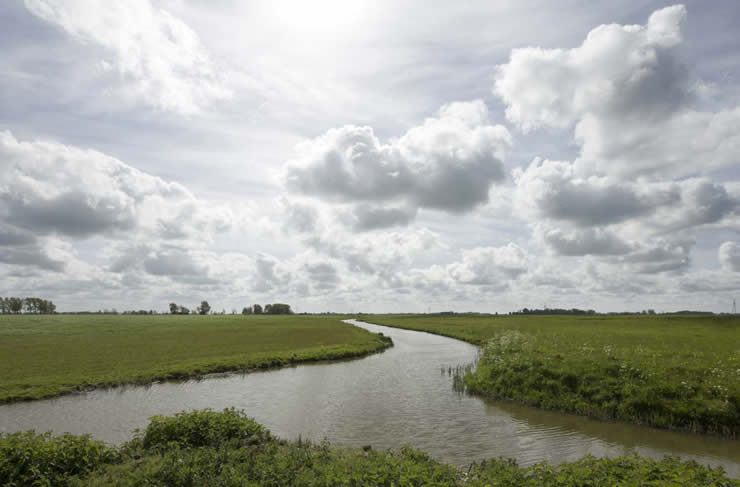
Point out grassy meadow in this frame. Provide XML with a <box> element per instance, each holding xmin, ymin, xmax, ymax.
<box><xmin>3</xmin><ymin>408</ymin><xmax>737</xmax><ymax>486</ymax></box>
<box><xmin>0</xmin><ymin>314</ymin><xmax>391</xmax><ymax>403</ymax></box>
<box><xmin>364</xmin><ymin>314</ymin><xmax>740</xmax><ymax>437</ymax></box>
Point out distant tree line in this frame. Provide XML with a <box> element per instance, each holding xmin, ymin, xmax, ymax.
<box><xmin>512</xmin><ymin>308</ymin><xmax>596</xmax><ymax>315</ymax></box>
<box><xmin>0</xmin><ymin>297</ymin><xmax>56</xmax><ymax>314</ymax></box>
<box><xmin>166</xmin><ymin>301</ymin><xmax>293</xmax><ymax>316</ymax></box>
<box><xmin>168</xmin><ymin>301</ymin><xmax>211</xmax><ymax>315</ymax></box>
<box><xmin>241</xmin><ymin>303</ymin><xmax>293</xmax><ymax>315</ymax></box>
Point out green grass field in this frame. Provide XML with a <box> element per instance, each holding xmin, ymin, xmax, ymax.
<box><xmin>0</xmin><ymin>314</ymin><xmax>391</xmax><ymax>403</ymax></box>
<box><xmin>363</xmin><ymin>314</ymin><xmax>740</xmax><ymax>437</ymax></box>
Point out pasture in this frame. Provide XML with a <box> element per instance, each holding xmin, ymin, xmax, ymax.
<box><xmin>0</xmin><ymin>314</ymin><xmax>391</xmax><ymax>403</ymax></box>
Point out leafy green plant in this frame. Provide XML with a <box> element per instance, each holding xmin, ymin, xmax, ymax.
<box><xmin>0</xmin><ymin>430</ymin><xmax>117</xmax><ymax>486</ymax></box>
<box><xmin>139</xmin><ymin>408</ymin><xmax>271</xmax><ymax>450</ymax></box>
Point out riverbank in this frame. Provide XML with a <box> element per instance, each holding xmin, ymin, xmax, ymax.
<box><xmin>0</xmin><ymin>315</ymin><xmax>392</xmax><ymax>403</ymax></box>
<box><xmin>2</xmin><ymin>408</ymin><xmax>737</xmax><ymax>486</ymax></box>
<box><xmin>361</xmin><ymin>314</ymin><xmax>740</xmax><ymax>438</ymax></box>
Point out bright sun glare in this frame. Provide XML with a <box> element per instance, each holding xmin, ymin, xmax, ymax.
<box><xmin>267</xmin><ymin>0</ymin><xmax>369</xmax><ymax>35</ymax></box>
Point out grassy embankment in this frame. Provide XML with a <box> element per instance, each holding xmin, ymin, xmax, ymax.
<box><xmin>364</xmin><ymin>314</ymin><xmax>740</xmax><ymax>438</ymax></box>
<box><xmin>0</xmin><ymin>314</ymin><xmax>392</xmax><ymax>403</ymax></box>
<box><xmin>2</xmin><ymin>409</ymin><xmax>737</xmax><ymax>486</ymax></box>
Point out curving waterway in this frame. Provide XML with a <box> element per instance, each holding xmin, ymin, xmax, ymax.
<box><xmin>1</xmin><ymin>320</ymin><xmax>738</xmax><ymax>476</ymax></box>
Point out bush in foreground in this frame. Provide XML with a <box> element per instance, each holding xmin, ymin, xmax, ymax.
<box><xmin>140</xmin><ymin>408</ymin><xmax>272</xmax><ymax>450</ymax></box>
<box><xmin>1</xmin><ymin>409</ymin><xmax>737</xmax><ymax>486</ymax></box>
<box><xmin>0</xmin><ymin>430</ymin><xmax>118</xmax><ymax>486</ymax></box>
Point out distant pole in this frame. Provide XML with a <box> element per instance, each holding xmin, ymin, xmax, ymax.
<box><xmin>733</xmin><ymin>299</ymin><xmax>737</xmax><ymax>314</ymax></box>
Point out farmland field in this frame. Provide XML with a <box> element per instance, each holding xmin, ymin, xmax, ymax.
<box><xmin>0</xmin><ymin>314</ymin><xmax>391</xmax><ymax>403</ymax></box>
<box><xmin>364</xmin><ymin>314</ymin><xmax>740</xmax><ymax>437</ymax></box>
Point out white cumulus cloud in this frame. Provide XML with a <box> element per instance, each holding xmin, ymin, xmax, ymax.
<box><xmin>285</xmin><ymin>100</ymin><xmax>511</xmax><ymax>226</ymax></box>
<box><xmin>0</xmin><ymin>130</ymin><xmax>232</xmax><ymax>242</ymax></box>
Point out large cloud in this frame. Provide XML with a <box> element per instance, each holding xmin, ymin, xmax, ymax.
<box><xmin>24</xmin><ymin>0</ymin><xmax>230</xmax><ymax>114</ymax></box>
<box><xmin>495</xmin><ymin>4</ymin><xmax>740</xmax><ymax>180</ymax></box>
<box><xmin>497</xmin><ymin>5</ymin><xmax>740</xmax><ymax>278</ymax></box>
<box><xmin>0</xmin><ymin>130</ymin><xmax>232</xmax><ymax>241</ymax></box>
<box><xmin>285</xmin><ymin>100</ymin><xmax>511</xmax><ymax>225</ymax></box>
<box><xmin>495</xmin><ymin>5</ymin><xmax>689</xmax><ymax>132</ymax></box>
<box><xmin>513</xmin><ymin>158</ymin><xmax>676</xmax><ymax>226</ymax></box>
<box><xmin>514</xmin><ymin>159</ymin><xmax>738</xmax><ymax>233</ymax></box>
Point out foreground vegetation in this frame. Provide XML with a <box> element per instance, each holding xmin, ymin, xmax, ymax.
<box><xmin>2</xmin><ymin>409</ymin><xmax>737</xmax><ymax>486</ymax></box>
<box><xmin>0</xmin><ymin>314</ymin><xmax>391</xmax><ymax>403</ymax></box>
<box><xmin>364</xmin><ymin>314</ymin><xmax>740</xmax><ymax>438</ymax></box>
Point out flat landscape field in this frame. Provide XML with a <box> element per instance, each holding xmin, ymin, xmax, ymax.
<box><xmin>365</xmin><ymin>314</ymin><xmax>740</xmax><ymax>437</ymax></box>
<box><xmin>0</xmin><ymin>314</ymin><xmax>390</xmax><ymax>403</ymax></box>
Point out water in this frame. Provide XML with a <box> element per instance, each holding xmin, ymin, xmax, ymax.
<box><xmin>1</xmin><ymin>320</ymin><xmax>738</xmax><ymax>476</ymax></box>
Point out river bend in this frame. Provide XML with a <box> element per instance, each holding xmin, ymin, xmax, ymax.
<box><xmin>1</xmin><ymin>320</ymin><xmax>738</xmax><ymax>476</ymax></box>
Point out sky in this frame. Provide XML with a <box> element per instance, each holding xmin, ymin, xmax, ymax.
<box><xmin>1</xmin><ymin>0</ymin><xmax>740</xmax><ymax>313</ymax></box>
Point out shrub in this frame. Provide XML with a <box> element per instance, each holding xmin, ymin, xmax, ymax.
<box><xmin>139</xmin><ymin>408</ymin><xmax>271</xmax><ymax>450</ymax></box>
<box><xmin>0</xmin><ymin>430</ymin><xmax>117</xmax><ymax>486</ymax></box>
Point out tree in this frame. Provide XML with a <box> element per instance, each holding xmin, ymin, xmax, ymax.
<box><xmin>8</xmin><ymin>297</ymin><xmax>23</xmax><ymax>314</ymax></box>
<box><xmin>197</xmin><ymin>300</ymin><xmax>211</xmax><ymax>315</ymax></box>
<box><xmin>169</xmin><ymin>303</ymin><xmax>191</xmax><ymax>314</ymax></box>
<box><xmin>24</xmin><ymin>297</ymin><xmax>40</xmax><ymax>314</ymax></box>
<box><xmin>0</xmin><ymin>297</ymin><xmax>6</xmax><ymax>314</ymax></box>
<box><xmin>266</xmin><ymin>303</ymin><xmax>293</xmax><ymax>314</ymax></box>
<box><xmin>242</xmin><ymin>306</ymin><xmax>252</xmax><ymax>315</ymax></box>
<box><xmin>41</xmin><ymin>299</ymin><xmax>55</xmax><ymax>314</ymax></box>
<box><xmin>253</xmin><ymin>304</ymin><xmax>263</xmax><ymax>315</ymax></box>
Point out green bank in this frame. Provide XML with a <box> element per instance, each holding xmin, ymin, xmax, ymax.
<box><xmin>363</xmin><ymin>314</ymin><xmax>740</xmax><ymax>438</ymax></box>
<box><xmin>2</xmin><ymin>409</ymin><xmax>736</xmax><ymax>486</ymax></box>
<box><xmin>0</xmin><ymin>314</ymin><xmax>392</xmax><ymax>403</ymax></box>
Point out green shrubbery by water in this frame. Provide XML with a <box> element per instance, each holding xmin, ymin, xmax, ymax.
<box><xmin>1</xmin><ymin>409</ymin><xmax>736</xmax><ymax>486</ymax></box>
<box><xmin>466</xmin><ymin>329</ymin><xmax>740</xmax><ymax>437</ymax></box>
<box><xmin>0</xmin><ymin>430</ymin><xmax>118</xmax><ymax>486</ymax></box>
<box><xmin>365</xmin><ymin>314</ymin><xmax>740</xmax><ymax>437</ymax></box>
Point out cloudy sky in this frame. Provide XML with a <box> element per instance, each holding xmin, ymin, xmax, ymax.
<box><xmin>1</xmin><ymin>0</ymin><xmax>740</xmax><ymax>313</ymax></box>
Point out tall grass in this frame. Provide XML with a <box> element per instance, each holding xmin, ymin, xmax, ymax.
<box><xmin>365</xmin><ymin>314</ymin><xmax>740</xmax><ymax>437</ymax></box>
<box><xmin>466</xmin><ymin>329</ymin><xmax>739</xmax><ymax>437</ymax></box>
